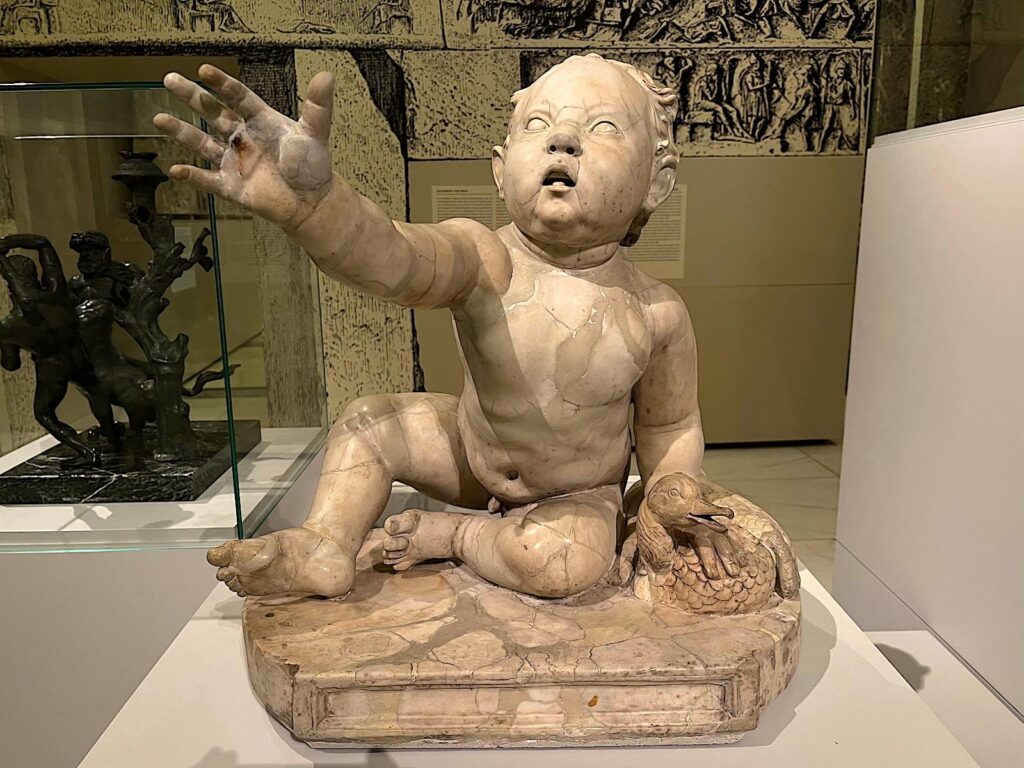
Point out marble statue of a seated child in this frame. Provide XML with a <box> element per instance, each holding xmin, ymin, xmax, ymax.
<box><xmin>156</xmin><ymin>54</ymin><xmax>795</xmax><ymax>600</ymax></box>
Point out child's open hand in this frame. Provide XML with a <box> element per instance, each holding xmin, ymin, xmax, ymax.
<box><xmin>154</xmin><ymin>64</ymin><xmax>335</xmax><ymax>231</ymax></box>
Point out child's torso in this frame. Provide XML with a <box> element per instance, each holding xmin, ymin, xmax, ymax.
<box><xmin>452</xmin><ymin>231</ymin><xmax>654</xmax><ymax>501</ymax></box>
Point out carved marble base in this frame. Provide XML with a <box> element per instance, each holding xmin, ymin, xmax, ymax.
<box><xmin>243</xmin><ymin>531</ymin><xmax>800</xmax><ymax>747</ymax></box>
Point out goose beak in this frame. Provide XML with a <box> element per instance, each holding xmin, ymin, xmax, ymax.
<box><xmin>686</xmin><ymin>501</ymin><xmax>733</xmax><ymax>533</ymax></box>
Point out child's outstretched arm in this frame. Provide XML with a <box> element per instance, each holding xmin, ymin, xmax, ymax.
<box><xmin>156</xmin><ymin>65</ymin><xmax>502</xmax><ymax>310</ymax></box>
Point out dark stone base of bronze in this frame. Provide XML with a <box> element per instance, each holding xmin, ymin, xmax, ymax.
<box><xmin>0</xmin><ymin>419</ymin><xmax>261</xmax><ymax>504</ymax></box>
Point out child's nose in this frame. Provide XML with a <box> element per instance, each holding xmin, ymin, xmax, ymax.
<box><xmin>546</xmin><ymin>128</ymin><xmax>582</xmax><ymax>157</ymax></box>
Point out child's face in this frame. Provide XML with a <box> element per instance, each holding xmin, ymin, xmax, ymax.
<box><xmin>493</xmin><ymin>58</ymin><xmax>668</xmax><ymax>260</ymax></box>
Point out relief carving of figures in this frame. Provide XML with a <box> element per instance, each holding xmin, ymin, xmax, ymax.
<box><xmin>852</xmin><ymin>0</ymin><xmax>873</xmax><ymax>40</ymax></box>
<box><xmin>456</xmin><ymin>0</ymin><xmax>591</xmax><ymax>38</ymax></box>
<box><xmin>277</xmin><ymin>20</ymin><xmax>337</xmax><ymax>34</ymax></box>
<box><xmin>362</xmin><ymin>0</ymin><xmax>414</xmax><ymax>35</ymax></box>
<box><xmin>669</xmin><ymin>48</ymin><xmax>863</xmax><ymax>154</ymax></box>
<box><xmin>445</xmin><ymin>0</ymin><xmax>874</xmax><ymax>44</ymax></box>
<box><xmin>806</xmin><ymin>0</ymin><xmax>858</xmax><ymax>39</ymax></box>
<box><xmin>649</xmin><ymin>1</ymin><xmax>737</xmax><ymax>44</ymax></box>
<box><xmin>768</xmin><ymin>60</ymin><xmax>819</xmax><ymax>151</ymax></box>
<box><xmin>0</xmin><ymin>0</ymin><xmax>59</xmax><ymax>35</ymax></box>
<box><xmin>816</xmin><ymin>53</ymin><xmax>858</xmax><ymax>151</ymax></box>
<box><xmin>171</xmin><ymin>0</ymin><xmax>253</xmax><ymax>34</ymax></box>
<box><xmin>652</xmin><ymin>53</ymin><xmax>693</xmax><ymax>138</ymax></box>
<box><xmin>731</xmin><ymin>53</ymin><xmax>774</xmax><ymax>140</ymax></box>
<box><xmin>683</xmin><ymin>59</ymin><xmax>749</xmax><ymax>142</ymax></box>
<box><xmin>0</xmin><ymin>1</ymin><xmax>440</xmax><ymax>40</ymax></box>
<box><xmin>746</xmin><ymin>0</ymin><xmax>807</xmax><ymax>38</ymax></box>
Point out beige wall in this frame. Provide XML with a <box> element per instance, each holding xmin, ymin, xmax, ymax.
<box><xmin>669</xmin><ymin>156</ymin><xmax>861</xmax><ymax>443</ymax></box>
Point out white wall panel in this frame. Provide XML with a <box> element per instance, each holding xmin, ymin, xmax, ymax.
<box><xmin>836</xmin><ymin>107</ymin><xmax>1024</xmax><ymax>715</ymax></box>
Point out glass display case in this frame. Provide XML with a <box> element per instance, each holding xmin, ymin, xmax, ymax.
<box><xmin>870</xmin><ymin>0</ymin><xmax>1024</xmax><ymax>141</ymax></box>
<box><xmin>0</xmin><ymin>82</ymin><xmax>326</xmax><ymax>552</ymax></box>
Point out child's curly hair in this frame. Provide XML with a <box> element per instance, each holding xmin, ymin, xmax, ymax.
<box><xmin>502</xmin><ymin>54</ymin><xmax>680</xmax><ymax>247</ymax></box>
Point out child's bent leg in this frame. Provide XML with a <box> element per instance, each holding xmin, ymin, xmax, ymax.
<box><xmin>460</xmin><ymin>486</ymin><xmax>620</xmax><ymax>597</ymax></box>
<box><xmin>305</xmin><ymin>392</ymin><xmax>489</xmax><ymax>552</ymax></box>
<box><xmin>385</xmin><ymin>486</ymin><xmax>620</xmax><ymax>598</ymax></box>
<box><xmin>208</xmin><ymin>392</ymin><xmax>489</xmax><ymax>597</ymax></box>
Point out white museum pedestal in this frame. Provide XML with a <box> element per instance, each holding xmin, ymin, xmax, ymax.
<box><xmin>867</xmin><ymin>630</ymin><xmax>1024</xmax><ymax>768</ymax></box>
<box><xmin>79</xmin><ymin>567</ymin><xmax>980</xmax><ymax>767</ymax></box>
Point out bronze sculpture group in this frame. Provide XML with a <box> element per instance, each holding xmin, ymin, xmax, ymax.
<box><xmin>0</xmin><ymin>152</ymin><xmax>228</xmax><ymax>467</ymax></box>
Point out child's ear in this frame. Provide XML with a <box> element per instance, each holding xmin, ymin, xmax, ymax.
<box><xmin>491</xmin><ymin>145</ymin><xmax>506</xmax><ymax>200</ymax></box>
<box><xmin>643</xmin><ymin>162</ymin><xmax>676</xmax><ymax>213</ymax></box>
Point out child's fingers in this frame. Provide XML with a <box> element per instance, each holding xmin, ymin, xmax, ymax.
<box><xmin>154</xmin><ymin>113</ymin><xmax>226</xmax><ymax>166</ymax></box>
<box><xmin>299</xmin><ymin>71</ymin><xmax>335</xmax><ymax>143</ymax></box>
<box><xmin>163</xmin><ymin>72</ymin><xmax>239</xmax><ymax>136</ymax></box>
<box><xmin>713</xmin><ymin>535</ymin><xmax>741</xmax><ymax>577</ymax></box>
<box><xmin>168</xmin><ymin>164</ymin><xmax>227</xmax><ymax>198</ymax></box>
<box><xmin>198</xmin><ymin>64</ymin><xmax>271</xmax><ymax>122</ymax></box>
<box><xmin>692</xmin><ymin>539</ymin><xmax>721</xmax><ymax>581</ymax></box>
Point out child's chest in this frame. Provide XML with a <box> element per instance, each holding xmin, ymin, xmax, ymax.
<box><xmin>461</xmin><ymin>253</ymin><xmax>654</xmax><ymax>406</ymax></box>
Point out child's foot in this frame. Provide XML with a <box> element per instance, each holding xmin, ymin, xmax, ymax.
<box><xmin>207</xmin><ymin>527</ymin><xmax>354</xmax><ymax>597</ymax></box>
<box><xmin>382</xmin><ymin>510</ymin><xmax>465</xmax><ymax>571</ymax></box>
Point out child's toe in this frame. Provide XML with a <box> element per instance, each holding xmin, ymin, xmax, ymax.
<box><xmin>384</xmin><ymin>511</ymin><xmax>419</xmax><ymax>535</ymax></box>
<box><xmin>382</xmin><ymin>536</ymin><xmax>410</xmax><ymax>562</ymax></box>
<box><xmin>207</xmin><ymin>540</ymin><xmax>235</xmax><ymax>566</ymax></box>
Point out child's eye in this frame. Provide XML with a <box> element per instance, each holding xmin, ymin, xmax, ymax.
<box><xmin>591</xmin><ymin>120</ymin><xmax>620</xmax><ymax>135</ymax></box>
<box><xmin>525</xmin><ymin>117</ymin><xmax>549</xmax><ymax>131</ymax></box>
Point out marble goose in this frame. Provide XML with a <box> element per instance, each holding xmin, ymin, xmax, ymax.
<box><xmin>633</xmin><ymin>472</ymin><xmax>795</xmax><ymax>615</ymax></box>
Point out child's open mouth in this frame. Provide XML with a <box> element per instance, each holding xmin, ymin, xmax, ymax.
<box><xmin>542</xmin><ymin>169</ymin><xmax>576</xmax><ymax>189</ymax></box>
